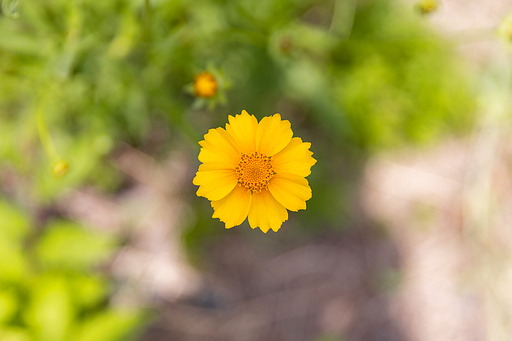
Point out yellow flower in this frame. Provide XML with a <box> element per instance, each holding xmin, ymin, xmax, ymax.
<box><xmin>193</xmin><ymin>110</ymin><xmax>316</xmax><ymax>233</ymax></box>
<box><xmin>416</xmin><ymin>0</ymin><xmax>439</xmax><ymax>14</ymax></box>
<box><xmin>193</xmin><ymin>71</ymin><xmax>218</xmax><ymax>98</ymax></box>
<box><xmin>52</xmin><ymin>160</ymin><xmax>69</xmax><ymax>178</ymax></box>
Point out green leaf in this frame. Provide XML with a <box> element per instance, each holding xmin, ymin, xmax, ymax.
<box><xmin>0</xmin><ymin>200</ymin><xmax>30</xmax><ymax>241</ymax></box>
<box><xmin>0</xmin><ymin>327</ymin><xmax>32</xmax><ymax>341</ymax></box>
<box><xmin>71</xmin><ymin>309</ymin><xmax>149</xmax><ymax>341</ymax></box>
<box><xmin>36</xmin><ymin>220</ymin><xmax>117</xmax><ymax>271</ymax></box>
<box><xmin>1</xmin><ymin>0</ymin><xmax>19</xmax><ymax>19</ymax></box>
<box><xmin>69</xmin><ymin>275</ymin><xmax>109</xmax><ymax>310</ymax></box>
<box><xmin>0</xmin><ymin>288</ymin><xmax>18</xmax><ymax>324</ymax></box>
<box><xmin>23</xmin><ymin>275</ymin><xmax>74</xmax><ymax>341</ymax></box>
<box><xmin>0</xmin><ymin>234</ymin><xmax>30</xmax><ymax>284</ymax></box>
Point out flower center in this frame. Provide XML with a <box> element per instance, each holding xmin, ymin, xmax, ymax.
<box><xmin>236</xmin><ymin>152</ymin><xmax>275</xmax><ymax>193</ymax></box>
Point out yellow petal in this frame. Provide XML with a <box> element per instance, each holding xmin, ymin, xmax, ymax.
<box><xmin>199</xmin><ymin>127</ymin><xmax>240</xmax><ymax>169</ymax></box>
<box><xmin>248</xmin><ymin>190</ymin><xmax>288</xmax><ymax>233</ymax></box>
<box><xmin>212</xmin><ymin>185</ymin><xmax>252</xmax><ymax>229</ymax></box>
<box><xmin>272</xmin><ymin>137</ymin><xmax>316</xmax><ymax>177</ymax></box>
<box><xmin>193</xmin><ymin>168</ymin><xmax>237</xmax><ymax>201</ymax></box>
<box><xmin>226</xmin><ymin>110</ymin><xmax>258</xmax><ymax>154</ymax></box>
<box><xmin>255</xmin><ymin>114</ymin><xmax>293</xmax><ymax>156</ymax></box>
<box><xmin>268</xmin><ymin>173</ymin><xmax>312</xmax><ymax>212</ymax></box>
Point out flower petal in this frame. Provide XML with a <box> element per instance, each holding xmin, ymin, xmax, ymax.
<box><xmin>272</xmin><ymin>137</ymin><xmax>316</xmax><ymax>177</ymax></box>
<box><xmin>226</xmin><ymin>110</ymin><xmax>258</xmax><ymax>154</ymax></box>
<box><xmin>255</xmin><ymin>114</ymin><xmax>293</xmax><ymax>156</ymax></box>
<box><xmin>193</xmin><ymin>168</ymin><xmax>237</xmax><ymax>201</ymax></box>
<box><xmin>211</xmin><ymin>186</ymin><xmax>252</xmax><ymax>229</ymax></box>
<box><xmin>198</xmin><ymin>127</ymin><xmax>240</xmax><ymax>169</ymax></box>
<box><xmin>268</xmin><ymin>173</ymin><xmax>312</xmax><ymax>212</ymax></box>
<box><xmin>248</xmin><ymin>190</ymin><xmax>288</xmax><ymax>233</ymax></box>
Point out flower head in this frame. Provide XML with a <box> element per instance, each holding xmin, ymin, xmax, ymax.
<box><xmin>193</xmin><ymin>110</ymin><xmax>316</xmax><ymax>233</ymax></box>
<box><xmin>52</xmin><ymin>160</ymin><xmax>69</xmax><ymax>178</ymax></box>
<box><xmin>416</xmin><ymin>0</ymin><xmax>439</xmax><ymax>14</ymax></box>
<box><xmin>193</xmin><ymin>71</ymin><xmax>218</xmax><ymax>98</ymax></box>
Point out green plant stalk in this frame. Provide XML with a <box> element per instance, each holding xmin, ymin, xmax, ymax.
<box><xmin>36</xmin><ymin>107</ymin><xmax>59</xmax><ymax>162</ymax></box>
<box><xmin>143</xmin><ymin>0</ymin><xmax>151</xmax><ymax>40</ymax></box>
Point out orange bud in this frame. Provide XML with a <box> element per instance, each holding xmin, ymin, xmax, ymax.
<box><xmin>193</xmin><ymin>72</ymin><xmax>218</xmax><ymax>98</ymax></box>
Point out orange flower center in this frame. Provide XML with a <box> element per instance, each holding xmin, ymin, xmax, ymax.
<box><xmin>193</xmin><ymin>72</ymin><xmax>218</xmax><ymax>98</ymax></box>
<box><xmin>236</xmin><ymin>152</ymin><xmax>275</xmax><ymax>193</ymax></box>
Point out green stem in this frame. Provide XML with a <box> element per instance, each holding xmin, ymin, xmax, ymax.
<box><xmin>36</xmin><ymin>106</ymin><xmax>59</xmax><ymax>162</ymax></box>
<box><xmin>330</xmin><ymin>0</ymin><xmax>357</xmax><ymax>39</ymax></box>
<box><xmin>144</xmin><ymin>0</ymin><xmax>151</xmax><ymax>40</ymax></box>
<box><xmin>144</xmin><ymin>0</ymin><xmax>150</xmax><ymax>15</ymax></box>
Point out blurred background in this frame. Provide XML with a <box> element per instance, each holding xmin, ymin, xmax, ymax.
<box><xmin>0</xmin><ymin>0</ymin><xmax>511</xmax><ymax>340</ymax></box>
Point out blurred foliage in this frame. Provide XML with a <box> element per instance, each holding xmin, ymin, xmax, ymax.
<box><xmin>0</xmin><ymin>0</ymin><xmax>478</xmax><ymax>339</ymax></box>
<box><xmin>0</xmin><ymin>0</ymin><xmax>475</xmax><ymax>201</ymax></box>
<box><xmin>499</xmin><ymin>13</ymin><xmax>512</xmax><ymax>45</ymax></box>
<box><xmin>0</xmin><ymin>200</ymin><xmax>148</xmax><ymax>341</ymax></box>
<box><xmin>180</xmin><ymin>0</ymin><xmax>476</xmax><ymax>245</ymax></box>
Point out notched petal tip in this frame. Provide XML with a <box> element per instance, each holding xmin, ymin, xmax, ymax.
<box><xmin>226</xmin><ymin>110</ymin><xmax>258</xmax><ymax>154</ymax></box>
<box><xmin>271</xmin><ymin>224</ymin><xmax>281</xmax><ymax>233</ymax></box>
<box><xmin>194</xmin><ymin>168</ymin><xmax>237</xmax><ymax>201</ymax></box>
<box><xmin>211</xmin><ymin>186</ymin><xmax>252</xmax><ymax>229</ymax></box>
<box><xmin>228</xmin><ymin>109</ymin><xmax>253</xmax><ymax>123</ymax></box>
<box><xmin>192</xmin><ymin>175</ymin><xmax>200</xmax><ymax>186</ymax></box>
<box><xmin>269</xmin><ymin>174</ymin><xmax>312</xmax><ymax>212</ymax></box>
<box><xmin>248</xmin><ymin>190</ymin><xmax>288</xmax><ymax>233</ymax></box>
<box><xmin>272</xmin><ymin>138</ymin><xmax>317</xmax><ymax>178</ymax></box>
<box><xmin>256</xmin><ymin>113</ymin><xmax>293</xmax><ymax>156</ymax></box>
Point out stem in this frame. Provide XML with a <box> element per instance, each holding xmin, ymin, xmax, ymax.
<box><xmin>144</xmin><ymin>0</ymin><xmax>151</xmax><ymax>37</ymax></box>
<box><xmin>330</xmin><ymin>0</ymin><xmax>357</xmax><ymax>39</ymax></box>
<box><xmin>36</xmin><ymin>106</ymin><xmax>59</xmax><ymax>162</ymax></box>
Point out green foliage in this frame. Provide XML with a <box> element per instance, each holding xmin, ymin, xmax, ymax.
<box><xmin>36</xmin><ymin>220</ymin><xmax>117</xmax><ymax>270</ymax></box>
<box><xmin>0</xmin><ymin>200</ymin><xmax>29</xmax><ymax>241</ymax></box>
<box><xmin>0</xmin><ymin>0</ymin><xmax>475</xmax><ymax>197</ymax></box>
<box><xmin>0</xmin><ymin>200</ymin><xmax>148</xmax><ymax>341</ymax></box>
<box><xmin>71</xmin><ymin>309</ymin><xmax>147</xmax><ymax>341</ymax></box>
<box><xmin>331</xmin><ymin>1</ymin><xmax>474</xmax><ymax>150</ymax></box>
<box><xmin>0</xmin><ymin>289</ymin><xmax>18</xmax><ymax>324</ymax></box>
<box><xmin>0</xmin><ymin>0</ymin><xmax>479</xmax><ymax>338</ymax></box>
<box><xmin>24</xmin><ymin>275</ymin><xmax>74</xmax><ymax>341</ymax></box>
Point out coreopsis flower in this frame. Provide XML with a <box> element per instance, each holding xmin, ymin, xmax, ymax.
<box><xmin>185</xmin><ymin>66</ymin><xmax>230</xmax><ymax>109</ymax></box>
<box><xmin>193</xmin><ymin>71</ymin><xmax>218</xmax><ymax>98</ymax></box>
<box><xmin>193</xmin><ymin>110</ymin><xmax>316</xmax><ymax>233</ymax></box>
<box><xmin>416</xmin><ymin>0</ymin><xmax>439</xmax><ymax>14</ymax></box>
<box><xmin>52</xmin><ymin>160</ymin><xmax>69</xmax><ymax>178</ymax></box>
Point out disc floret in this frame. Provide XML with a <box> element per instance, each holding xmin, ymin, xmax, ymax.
<box><xmin>236</xmin><ymin>152</ymin><xmax>275</xmax><ymax>193</ymax></box>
